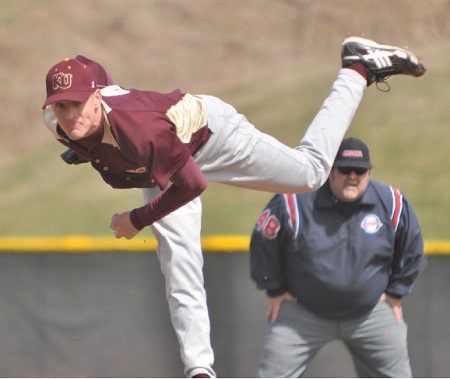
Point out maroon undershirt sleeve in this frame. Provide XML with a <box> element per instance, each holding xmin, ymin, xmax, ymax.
<box><xmin>347</xmin><ymin>62</ymin><xmax>368</xmax><ymax>83</ymax></box>
<box><xmin>129</xmin><ymin>156</ymin><xmax>207</xmax><ymax>230</ymax></box>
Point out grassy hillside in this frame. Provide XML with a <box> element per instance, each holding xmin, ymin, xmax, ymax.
<box><xmin>0</xmin><ymin>0</ymin><xmax>449</xmax><ymax>240</ymax></box>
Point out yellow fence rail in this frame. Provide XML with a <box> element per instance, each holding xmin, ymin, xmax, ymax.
<box><xmin>0</xmin><ymin>237</ymin><xmax>449</xmax><ymax>255</ymax></box>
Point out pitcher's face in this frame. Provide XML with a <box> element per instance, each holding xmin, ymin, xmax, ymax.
<box><xmin>51</xmin><ymin>90</ymin><xmax>102</xmax><ymax>140</ymax></box>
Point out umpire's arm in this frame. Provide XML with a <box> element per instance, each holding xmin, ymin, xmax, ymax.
<box><xmin>386</xmin><ymin>194</ymin><xmax>425</xmax><ymax>299</ymax></box>
<box><xmin>249</xmin><ymin>194</ymin><xmax>290</xmax><ymax>296</ymax></box>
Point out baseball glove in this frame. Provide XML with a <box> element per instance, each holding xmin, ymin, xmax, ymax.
<box><xmin>60</xmin><ymin>149</ymin><xmax>88</xmax><ymax>165</ymax></box>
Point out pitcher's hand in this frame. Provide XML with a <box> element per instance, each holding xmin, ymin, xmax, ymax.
<box><xmin>110</xmin><ymin>211</ymin><xmax>140</xmax><ymax>239</ymax></box>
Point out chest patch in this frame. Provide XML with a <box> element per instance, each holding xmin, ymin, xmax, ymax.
<box><xmin>360</xmin><ymin>214</ymin><xmax>383</xmax><ymax>234</ymax></box>
<box><xmin>126</xmin><ymin>166</ymin><xmax>147</xmax><ymax>174</ymax></box>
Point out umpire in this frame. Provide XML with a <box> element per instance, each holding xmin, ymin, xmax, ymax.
<box><xmin>250</xmin><ymin>137</ymin><xmax>424</xmax><ymax>377</ymax></box>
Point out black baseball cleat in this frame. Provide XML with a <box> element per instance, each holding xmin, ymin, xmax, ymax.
<box><xmin>341</xmin><ymin>36</ymin><xmax>426</xmax><ymax>86</ymax></box>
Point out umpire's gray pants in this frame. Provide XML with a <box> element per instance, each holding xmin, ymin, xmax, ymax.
<box><xmin>260</xmin><ymin>300</ymin><xmax>411</xmax><ymax>378</ymax></box>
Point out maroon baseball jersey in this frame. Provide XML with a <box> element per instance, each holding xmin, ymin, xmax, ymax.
<box><xmin>56</xmin><ymin>86</ymin><xmax>211</xmax><ymax>229</ymax></box>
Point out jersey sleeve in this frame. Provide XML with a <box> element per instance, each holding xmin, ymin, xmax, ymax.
<box><xmin>385</xmin><ymin>193</ymin><xmax>425</xmax><ymax>298</ymax></box>
<box><xmin>250</xmin><ymin>194</ymin><xmax>297</xmax><ymax>296</ymax></box>
<box><xmin>129</xmin><ymin>156</ymin><xmax>207</xmax><ymax>229</ymax></box>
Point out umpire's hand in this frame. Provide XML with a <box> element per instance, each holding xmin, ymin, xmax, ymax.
<box><xmin>266</xmin><ymin>292</ymin><xmax>297</xmax><ymax>323</ymax></box>
<box><xmin>379</xmin><ymin>293</ymin><xmax>404</xmax><ymax>324</ymax></box>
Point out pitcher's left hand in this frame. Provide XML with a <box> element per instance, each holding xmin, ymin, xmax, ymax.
<box><xmin>110</xmin><ymin>211</ymin><xmax>140</xmax><ymax>239</ymax></box>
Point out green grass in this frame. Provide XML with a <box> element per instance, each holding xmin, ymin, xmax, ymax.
<box><xmin>1</xmin><ymin>0</ymin><xmax>449</xmax><ymax>241</ymax></box>
<box><xmin>1</xmin><ymin>61</ymin><xmax>448</xmax><ymax>240</ymax></box>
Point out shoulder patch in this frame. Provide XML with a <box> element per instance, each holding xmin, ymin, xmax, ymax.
<box><xmin>256</xmin><ymin>209</ymin><xmax>281</xmax><ymax>240</ymax></box>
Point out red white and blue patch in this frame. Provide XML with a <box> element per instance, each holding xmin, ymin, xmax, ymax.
<box><xmin>360</xmin><ymin>214</ymin><xmax>383</xmax><ymax>234</ymax></box>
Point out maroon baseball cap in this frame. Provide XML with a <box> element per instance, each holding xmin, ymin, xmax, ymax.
<box><xmin>42</xmin><ymin>57</ymin><xmax>97</xmax><ymax>108</ymax></box>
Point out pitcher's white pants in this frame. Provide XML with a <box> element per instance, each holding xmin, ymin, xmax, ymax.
<box><xmin>142</xmin><ymin>68</ymin><xmax>366</xmax><ymax>377</ymax></box>
<box><xmin>143</xmin><ymin>189</ymin><xmax>215</xmax><ymax>378</ymax></box>
<box><xmin>196</xmin><ymin>68</ymin><xmax>366</xmax><ymax>193</ymax></box>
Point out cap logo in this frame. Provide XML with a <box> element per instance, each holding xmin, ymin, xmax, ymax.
<box><xmin>342</xmin><ymin>149</ymin><xmax>363</xmax><ymax>158</ymax></box>
<box><xmin>52</xmin><ymin>72</ymin><xmax>73</xmax><ymax>90</ymax></box>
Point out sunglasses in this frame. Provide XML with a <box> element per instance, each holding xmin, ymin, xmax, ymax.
<box><xmin>336</xmin><ymin>167</ymin><xmax>368</xmax><ymax>176</ymax></box>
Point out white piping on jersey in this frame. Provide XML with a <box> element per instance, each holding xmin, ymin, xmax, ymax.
<box><xmin>100</xmin><ymin>85</ymin><xmax>130</xmax><ymax>97</ymax></box>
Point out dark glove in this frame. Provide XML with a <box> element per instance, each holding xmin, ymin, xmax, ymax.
<box><xmin>60</xmin><ymin>149</ymin><xmax>88</xmax><ymax>165</ymax></box>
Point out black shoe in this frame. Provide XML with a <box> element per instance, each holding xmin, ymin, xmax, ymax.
<box><xmin>341</xmin><ymin>36</ymin><xmax>426</xmax><ymax>85</ymax></box>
